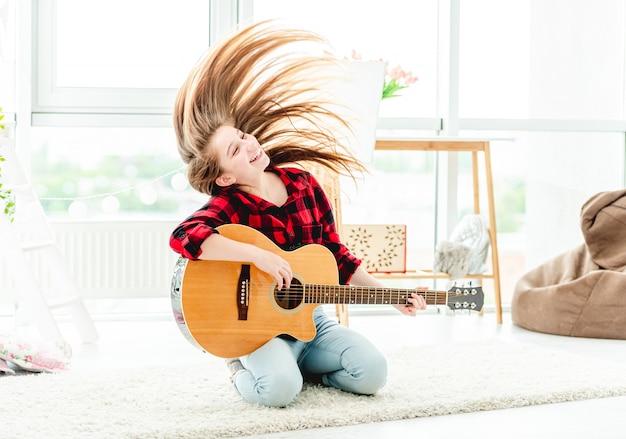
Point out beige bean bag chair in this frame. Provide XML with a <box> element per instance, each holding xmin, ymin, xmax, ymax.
<box><xmin>511</xmin><ymin>189</ymin><xmax>626</xmax><ymax>339</ymax></box>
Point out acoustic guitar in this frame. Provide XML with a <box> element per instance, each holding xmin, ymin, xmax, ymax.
<box><xmin>171</xmin><ymin>224</ymin><xmax>484</xmax><ymax>358</ymax></box>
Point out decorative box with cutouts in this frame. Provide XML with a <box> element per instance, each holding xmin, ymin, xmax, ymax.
<box><xmin>342</xmin><ymin>224</ymin><xmax>407</xmax><ymax>273</ymax></box>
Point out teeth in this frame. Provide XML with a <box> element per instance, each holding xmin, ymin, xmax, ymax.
<box><xmin>250</xmin><ymin>149</ymin><xmax>260</xmax><ymax>162</ymax></box>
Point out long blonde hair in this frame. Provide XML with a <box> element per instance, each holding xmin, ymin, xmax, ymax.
<box><xmin>173</xmin><ymin>20</ymin><xmax>365</xmax><ymax>195</ymax></box>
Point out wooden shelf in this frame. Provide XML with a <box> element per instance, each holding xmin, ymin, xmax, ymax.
<box><xmin>370</xmin><ymin>138</ymin><xmax>503</xmax><ymax>323</ymax></box>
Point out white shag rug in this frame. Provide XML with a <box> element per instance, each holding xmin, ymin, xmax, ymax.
<box><xmin>2</xmin><ymin>340</ymin><xmax>626</xmax><ymax>439</ymax></box>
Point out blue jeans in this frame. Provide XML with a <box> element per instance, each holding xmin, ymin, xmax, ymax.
<box><xmin>235</xmin><ymin>307</ymin><xmax>388</xmax><ymax>407</ymax></box>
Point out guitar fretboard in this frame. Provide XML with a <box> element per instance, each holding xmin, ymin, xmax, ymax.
<box><xmin>304</xmin><ymin>284</ymin><xmax>448</xmax><ymax>306</ymax></box>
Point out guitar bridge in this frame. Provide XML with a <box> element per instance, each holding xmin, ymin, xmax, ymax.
<box><xmin>237</xmin><ymin>264</ymin><xmax>250</xmax><ymax>320</ymax></box>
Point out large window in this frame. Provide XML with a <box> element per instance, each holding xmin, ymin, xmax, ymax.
<box><xmin>246</xmin><ymin>1</ymin><xmax>626</xmax><ymax>306</ymax></box>
<box><xmin>7</xmin><ymin>0</ymin><xmax>626</xmax><ymax>307</ymax></box>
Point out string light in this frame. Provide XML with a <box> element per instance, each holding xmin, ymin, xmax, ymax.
<box><xmin>32</xmin><ymin>166</ymin><xmax>189</xmax><ymax>218</ymax></box>
<box><xmin>39</xmin><ymin>166</ymin><xmax>186</xmax><ymax>202</ymax></box>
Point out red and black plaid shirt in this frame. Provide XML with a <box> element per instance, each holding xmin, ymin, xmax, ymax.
<box><xmin>170</xmin><ymin>166</ymin><xmax>361</xmax><ymax>284</ymax></box>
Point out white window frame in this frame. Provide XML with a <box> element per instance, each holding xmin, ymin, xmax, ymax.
<box><xmin>29</xmin><ymin>0</ymin><xmax>441</xmax><ymax>130</ymax></box>
<box><xmin>30</xmin><ymin>0</ymin><xmax>241</xmax><ymax>127</ymax></box>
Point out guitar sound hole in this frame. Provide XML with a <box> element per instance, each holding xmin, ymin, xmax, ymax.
<box><xmin>274</xmin><ymin>278</ymin><xmax>304</xmax><ymax>310</ymax></box>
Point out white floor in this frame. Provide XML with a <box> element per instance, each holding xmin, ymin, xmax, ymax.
<box><xmin>4</xmin><ymin>303</ymin><xmax>626</xmax><ymax>439</ymax></box>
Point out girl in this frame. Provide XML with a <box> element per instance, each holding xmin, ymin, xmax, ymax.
<box><xmin>170</xmin><ymin>21</ymin><xmax>426</xmax><ymax>408</ymax></box>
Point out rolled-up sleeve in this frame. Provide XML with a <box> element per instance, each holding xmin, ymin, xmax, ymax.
<box><xmin>169</xmin><ymin>195</ymin><xmax>234</xmax><ymax>259</ymax></box>
<box><xmin>170</xmin><ymin>221</ymin><xmax>216</xmax><ymax>260</ymax></box>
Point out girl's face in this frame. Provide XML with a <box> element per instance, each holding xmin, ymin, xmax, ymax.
<box><xmin>210</xmin><ymin>125</ymin><xmax>270</xmax><ymax>187</ymax></box>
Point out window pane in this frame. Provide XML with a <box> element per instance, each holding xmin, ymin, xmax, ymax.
<box><xmin>55</xmin><ymin>0</ymin><xmax>210</xmax><ymax>88</ymax></box>
<box><xmin>459</xmin><ymin>0</ymin><xmax>531</xmax><ymax>118</ymax></box>
<box><xmin>251</xmin><ymin>0</ymin><xmax>438</xmax><ymax>118</ymax></box>
<box><xmin>459</xmin><ymin>0</ymin><xmax>626</xmax><ymax>119</ymax></box>
<box><xmin>458</xmin><ymin>130</ymin><xmax>624</xmax><ymax>304</ymax></box>
<box><xmin>522</xmin><ymin>132</ymin><xmax>624</xmax><ymax>264</ymax></box>
<box><xmin>30</xmin><ymin>127</ymin><xmax>205</xmax><ymax>219</ymax></box>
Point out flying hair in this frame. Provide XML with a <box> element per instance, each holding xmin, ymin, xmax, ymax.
<box><xmin>173</xmin><ymin>20</ymin><xmax>366</xmax><ymax>195</ymax></box>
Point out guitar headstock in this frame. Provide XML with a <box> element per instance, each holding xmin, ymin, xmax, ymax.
<box><xmin>446</xmin><ymin>284</ymin><xmax>484</xmax><ymax>311</ymax></box>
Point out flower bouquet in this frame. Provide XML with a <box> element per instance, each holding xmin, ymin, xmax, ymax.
<box><xmin>347</xmin><ymin>50</ymin><xmax>418</xmax><ymax>100</ymax></box>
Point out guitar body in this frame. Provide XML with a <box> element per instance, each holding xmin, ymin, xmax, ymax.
<box><xmin>171</xmin><ymin>224</ymin><xmax>339</xmax><ymax>358</ymax></box>
<box><xmin>171</xmin><ymin>224</ymin><xmax>485</xmax><ymax>358</ymax></box>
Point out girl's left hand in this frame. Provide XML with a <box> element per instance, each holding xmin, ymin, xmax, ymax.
<box><xmin>394</xmin><ymin>292</ymin><xmax>427</xmax><ymax>316</ymax></box>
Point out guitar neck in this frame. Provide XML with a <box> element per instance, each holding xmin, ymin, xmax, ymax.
<box><xmin>304</xmin><ymin>284</ymin><xmax>448</xmax><ymax>306</ymax></box>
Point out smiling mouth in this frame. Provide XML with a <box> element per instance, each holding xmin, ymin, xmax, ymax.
<box><xmin>249</xmin><ymin>149</ymin><xmax>261</xmax><ymax>163</ymax></box>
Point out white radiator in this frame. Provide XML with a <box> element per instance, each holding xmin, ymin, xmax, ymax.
<box><xmin>0</xmin><ymin>220</ymin><xmax>181</xmax><ymax>301</ymax></box>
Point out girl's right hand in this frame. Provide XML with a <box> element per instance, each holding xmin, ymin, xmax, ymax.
<box><xmin>253</xmin><ymin>249</ymin><xmax>292</xmax><ymax>291</ymax></box>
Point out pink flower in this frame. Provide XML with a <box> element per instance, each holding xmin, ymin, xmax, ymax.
<box><xmin>383</xmin><ymin>64</ymin><xmax>418</xmax><ymax>99</ymax></box>
<box><xmin>345</xmin><ymin>51</ymin><xmax>418</xmax><ymax>99</ymax></box>
<box><xmin>350</xmin><ymin>49</ymin><xmax>363</xmax><ymax>61</ymax></box>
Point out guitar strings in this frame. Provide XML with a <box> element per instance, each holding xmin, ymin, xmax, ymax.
<box><xmin>246</xmin><ymin>283</ymin><xmax>449</xmax><ymax>295</ymax></box>
<box><xmin>243</xmin><ymin>281</ymin><xmax>456</xmax><ymax>303</ymax></box>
